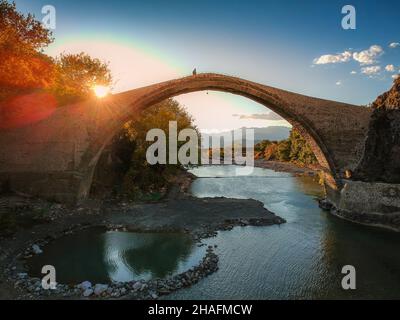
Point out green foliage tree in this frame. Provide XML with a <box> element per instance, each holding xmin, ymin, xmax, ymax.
<box><xmin>288</xmin><ymin>129</ymin><xmax>317</xmax><ymax>165</ymax></box>
<box><xmin>114</xmin><ymin>99</ymin><xmax>199</xmax><ymax>199</ymax></box>
<box><xmin>277</xmin><ymin>139</ymin><xmax>291</xmax><ymax>161</ymax></box>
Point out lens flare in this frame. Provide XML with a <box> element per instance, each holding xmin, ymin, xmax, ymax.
<box><xmin>93</xmin><ymin>85</ymin><xmax>110</xmax><ymax>98</ymax></box>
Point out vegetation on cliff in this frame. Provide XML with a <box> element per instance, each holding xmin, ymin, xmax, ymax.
<box><xmin>354</xmin><ymin>77</ymin><xmax>400</xmax><ymax>183</ymax></box>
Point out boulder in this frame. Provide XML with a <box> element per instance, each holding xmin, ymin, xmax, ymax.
<box><xmin>132</xmin><ymin>281</ymin><xmax>142</xmax><ymax>291</ymax></box>
<box><xmin>83</xmin><ymin>288</ymin><xmax>93</xmax><ymax>297</ymax></box>
<box><xmin>77</xmin><ymin>281</ymin><xmax>92</xmax><ymax>291</ymax></box>
<box><xmin>93</xmin><ymin>284</ymin><xmax>108</xmax><ymax>296</ymax></box>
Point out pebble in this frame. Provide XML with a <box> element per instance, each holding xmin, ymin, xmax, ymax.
<box><xmin>77</xmin><ymin>281</ymin><xmax>92</xmax><ymax>291</ymax></box>
<box><xmin>132</xmin><ymin>282</ymin><xmax>142</xmax><ymax>291</ymax></box>
<box><xmin>93</xmin><ymin>284</ymin><xmax>108</xmax><ymax>296</ymax></box>
<box><xmin>83</xmin><ymin>288</ymin><xmax>93</xmax><ymax>297</ymax></box>
<box><xmin>32</xmin><ymin>244</ymin><xmax>43</xmax><ymax>255</ymax></box>
<box><xmin>150</xmin><ymin>292</ymin><xmax>158</xmax><ymax>299</ymax></box>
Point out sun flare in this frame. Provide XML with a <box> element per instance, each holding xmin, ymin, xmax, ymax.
<box><xmin>93</xmin><ymin>85</ymin><xmax>110</xmax><ymax>98</ymax></box>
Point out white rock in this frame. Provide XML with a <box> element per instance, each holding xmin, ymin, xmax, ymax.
<box><xmin>32</xmin><ymin>244</ymin><xmax>43</xmax><ymax>255</ymax></box>
<box><xmin>83</xmin><ymin>288</ymin><xmax>93</xmax><ymax>297</ymax></box>
<box><xmin>151</xmin><ymin>292</ymin><xmax>158</xmax><ymax>299</ymax></box>
<box><xmin>93</xmin><ymin>284</ymin><xmax>108</xmax><ymax>296</ymax></box>
<box><xmin>140</xmin><ymin>283</ymin><xmax>148</xmax><ymax>291</ymax></box>
<box><xmin>77</xmin><ymin>281</ymin><xmax>92</xmax><ymax>291</ymax></box>
<box><xmin>132</xmin><ymin>282</ymin><xmax>142</xmax><ymax>291</ymax></box>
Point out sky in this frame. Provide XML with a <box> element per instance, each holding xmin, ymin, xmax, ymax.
<box><xmin>13</xmin><ymin>0</ymin><xmax>400</xmax><ymax>132</ymax></box>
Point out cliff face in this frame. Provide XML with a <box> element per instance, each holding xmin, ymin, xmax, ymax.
<box><xmin>354</xmin><ymin>77</ymin><xmax>400</xmax><ymax>183</ymax></box>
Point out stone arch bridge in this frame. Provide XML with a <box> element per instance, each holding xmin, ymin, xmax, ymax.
<box><xmin>0</xmin><ymin>73</ymin><xmax>371</xmax><ymax>203</ymax></box>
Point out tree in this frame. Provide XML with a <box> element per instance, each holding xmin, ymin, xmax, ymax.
<box><xmin>52</xmin><ymin>52</ymin><xmax>113</xmax><ymax>104</ymax></box>
<box><xmin>0</xmin><ymin>2</ymin><xmax>112</xmax><ymax>105</ymax></box>
<box><xmin>277</xmin><ymin>139</ymin><xmax>291</xmax><ymax>161</ymax></box>
<box><xmin>288</xmin><ymin>130</ymin><xmax>317</xmax><ymax>165</ymax></box>
<box><xmin>0</xmin><ymin>0</ymin><xmax>54</xmax><ymax>98</ymax></box>
<box><xmin>0</xmin><ymin>1</ymin><xmax>53</xmax><ymax>51</ymax></box>
<box><xmin>255</xmin><ymin>128</ymin><xmax>318</xmax><ymax>165</ymax></box>
<box><xmin>109</xmin><ymin>99</ymin><xmax>198</xmax><ymax>199</ymax></box>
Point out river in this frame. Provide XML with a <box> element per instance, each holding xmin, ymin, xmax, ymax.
<box><xmin>27</xmin><ymin>164</ymin><xmax>400</xmax><ymax>299</ymax></box>
<box><xmin>167</xmin><ymin>165</ymin><xmax>400</xmax><ymax>299</ymax></box>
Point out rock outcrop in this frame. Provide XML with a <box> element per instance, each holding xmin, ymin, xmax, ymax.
<box><xmin>354</xmin><ymin>77</ymin><xmax>400</xmax><ymax>183</ymax></box>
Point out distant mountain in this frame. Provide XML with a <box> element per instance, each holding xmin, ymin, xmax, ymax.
<box><xmin>249</xmin><ymin>126</ymin><xmax>291</xmax><ymax>142</ymax></box>
<box><xmin>201</xmin><ymin>126</ymin><xmax>291</xmax><ymax>148</ymax></box>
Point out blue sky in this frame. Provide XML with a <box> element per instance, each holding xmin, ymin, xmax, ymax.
<box><xmin>14</xmin><ymin>0</ymin><xmax>400</xmax><ymax>130</ymax></box>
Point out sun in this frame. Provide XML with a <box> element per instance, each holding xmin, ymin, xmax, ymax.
<box><xmin>93</xmin><ymin>85</ymin><xmax>111</xmax><ymax>98</ymax></box>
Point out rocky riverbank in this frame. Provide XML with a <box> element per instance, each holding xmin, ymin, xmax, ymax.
<box><xmin>254</xmin><ymin>159</ymin><xmax>320</xmax><ymax>177</ymax></box>
<box><xmin>0</xmin><ymin>174</ymin><xmax>285</xmax><ymax>300</ymax></box>
<box><xmin>8</xmin><ymin>242</ymin><xmax>219</xmax><ymax>300</ymax></box>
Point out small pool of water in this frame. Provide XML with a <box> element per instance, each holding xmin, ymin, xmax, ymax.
<box><xmin>27</xmin><ymin>227</ymin><xmax>206</xmax><ymax>284</ymax></box>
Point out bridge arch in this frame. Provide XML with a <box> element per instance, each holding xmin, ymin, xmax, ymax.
<box><xmin>77</xmin><ymin>73</ymin><xmax>355</xmax><ymax>200</ymax></box>
<box><xmin>0</xmin><ymin>73</ymin><xmax>371</xmax><ymax>203</ymax></box>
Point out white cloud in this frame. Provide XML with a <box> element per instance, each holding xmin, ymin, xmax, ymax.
<box><xmin>389</xmin><ymin>42</ymin><xmax>400</xmax><ymax>48</ymax></box>
<box><xmin>392</xmin><ymin>74</ymin><xmax>399</xmax><ymax>80</ymax></box>
<box><xmin>361</xmin><ymin>66</ymin><xmax>381</xmax><ymax>75</ymax></box>
<box><xmin>313</xmin><ymin>45</ymin><xmax>384</xmax><ymax>66</ymax></box>
<box><xmin>353</xmin><ymin>45</ymin><xmax>384</xmax><ymax>65</ymax></box>
<box><xmin>385</xmin><ymin>64</ymin><xmax>395</xmax><ymax>72</ymax></box>
<box><xmin>313</xmin><ymin>51</ymin><xmax>352</xmax><ymax>64</ymax></box>
<box><xmin>350</xmin><ymin>70</ymin><xmax>357</xmax><ymax>74</ymax></box>
<box><xmin>336</xmin><ymin>81</ymin><xmax>342</xmax><ymax>85</ymax></box>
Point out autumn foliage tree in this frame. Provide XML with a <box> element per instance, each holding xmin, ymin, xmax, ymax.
<box><xmin>0</xmin><ymin>0</ymin><xmax>54</xmax><ymax>99</ymax></box>
<box><xmin>0</xmin><ymin>1</ymin><xmax>112</xmax><ymax>104</ymax></box>
<box><xmin>52</xmin><ymin>52</ymin><xmax>112</xmax><ymax>104</ymax></box>
<box><xmin>255</xmin><ymin>129</ymin><xmax>318</xmax><ymax>166</ymax></box>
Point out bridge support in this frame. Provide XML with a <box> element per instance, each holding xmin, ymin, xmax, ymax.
<box><xmin>324</xmin><ymin>180</ymin><xmax>400</xmax><ymax>232</ymax></box>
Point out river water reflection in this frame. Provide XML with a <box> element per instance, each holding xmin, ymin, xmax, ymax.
<box><xmin>28</xmin><ymin>228</ymin><xmax>206</xmax><ymax>284</ymax></box>
<box><xmin>167</xmin><ymin>165</ymin><xmax>400</xmax><ymax>299</ymax></box>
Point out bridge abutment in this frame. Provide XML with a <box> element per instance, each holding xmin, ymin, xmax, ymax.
<box><xmin>325</xmin><ymin>180</ymin><xmax>400</xmax><ymax>231</ymax></box>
